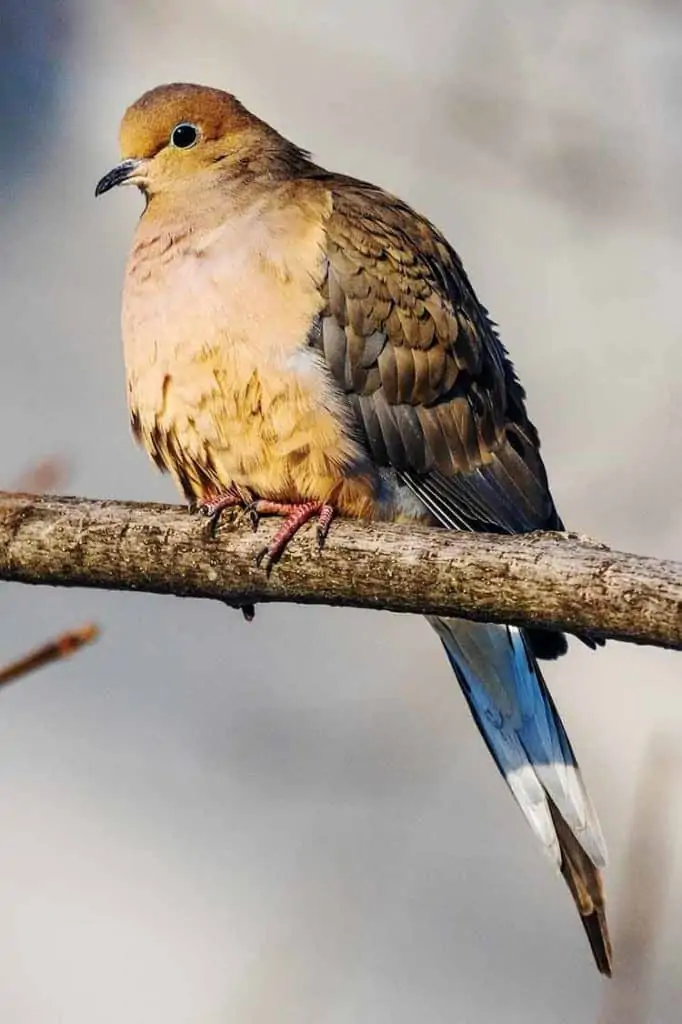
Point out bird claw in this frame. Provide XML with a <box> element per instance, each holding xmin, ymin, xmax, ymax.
<box><xmin>255</xmin><ymin>544</ymin><xmax>273</xmax><ymax>574</ymax></box>
<box><xmin>316</xmin><ymin>505</ymin><xmax>334</xmax><ymax>549</ymax></box>
<box><xmin>244</xmin><ymin>502</ymin><xmax>261</xmax><ymax>532</ymax></box>
<box><xmin>251</xmin><ymin>500</ymin><xmax>335</xmax><ymax>572</ymax></box>
<box><xmin>196</xmin><ymin>487</ymin><xmax>245</xmax><ymax>537</ymax></box>
<box><xmin>197</xmin><ymin>492</ymin><xmax>335</xmax><ymax>570</ymax></box>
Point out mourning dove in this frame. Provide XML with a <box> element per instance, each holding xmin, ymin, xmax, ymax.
<box><xmin>96</xmin><ymin>83</ymin><xmax>611</xmax><ymax>975</ymax></box>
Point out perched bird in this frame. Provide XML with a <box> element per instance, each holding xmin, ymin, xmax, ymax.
<box><xmin>96</xmin><ymin>83</ymin><xmax>611</xmax><ymax>974</ymax></box>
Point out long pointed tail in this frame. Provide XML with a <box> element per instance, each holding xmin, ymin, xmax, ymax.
<box><xmin>430</xmin><ymin>616</ymin><xmax>612</xmax><ymax>976</ymax></box>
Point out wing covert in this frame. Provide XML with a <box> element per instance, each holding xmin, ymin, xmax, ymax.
<box><xmin>310</xmin><ymin>175</ymin><xmax>560</xmax><ymax>536</ymax></box>
<box><xmin>304</xmin><ymin>173</ymin><xmax>604</xmax><ymax>658</ymax></box>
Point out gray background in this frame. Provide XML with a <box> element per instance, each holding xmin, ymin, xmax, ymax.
<box><xmin>0</xmin><ymin>2</ymin><xmax>681</xmax><ymax>1021</ymax></box>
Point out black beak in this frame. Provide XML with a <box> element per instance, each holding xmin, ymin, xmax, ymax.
<box><xmin>95</xmin><ymin>159</ymin><xmax>142</xmax><ymax>197</ymax></box>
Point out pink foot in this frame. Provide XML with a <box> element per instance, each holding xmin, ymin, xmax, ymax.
<box><xmin>197</xmin><ymin>486</ymin><xmax>255</xmax><ymax>621</ymax></box>
<box><xmin>196</xmin><ymin>486</ymin><xmax>246</xmax><ymax>536</ymax></box>
<box><xmin>250</xmin><ymin>499</ymin><xmax>336</xmax><ymax>572</ymax></box>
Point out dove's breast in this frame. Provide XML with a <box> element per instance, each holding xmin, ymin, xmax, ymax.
<box><xmin>121</xmin><ymin>196</ymin><xmax>379</xmax><ymax>515</ymax></box>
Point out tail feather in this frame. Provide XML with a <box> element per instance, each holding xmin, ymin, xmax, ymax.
<box><xmin>549</xmin><ymin>800</ymin><xmax>613</xmax><ymax>976</ymax></box>
<box><xmin>430</xmin><ymin>615</ymin><xmax>611</xmax><ymax>975</ymax></box>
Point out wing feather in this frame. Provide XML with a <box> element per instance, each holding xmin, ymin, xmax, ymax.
<box><xmin>307</xmin><ymin>172</ymin><xmax>602</xmax><ymax>657</ymax></box>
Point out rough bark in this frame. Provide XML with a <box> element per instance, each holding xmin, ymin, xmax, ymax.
<box><xmin>0</xmin><ymin>491</ymin><xmax>680</xmax><ymax>650</ymax></box>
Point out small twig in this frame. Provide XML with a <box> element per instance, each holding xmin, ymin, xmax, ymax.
<box><xmin>0</xmin><ymin>623</ymin><xmax>99</xmax><ymax>690</ymax></box>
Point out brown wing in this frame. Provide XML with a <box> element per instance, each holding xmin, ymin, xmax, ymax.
<box><xmin>312</xmin><ymin>175</ymin><xmax>561</xmax><ymax>534</ymax></box>
<box><xmin>306</xmin><ymin>174</ymin><xmax>603</xmax><ymax>658</ymax></box>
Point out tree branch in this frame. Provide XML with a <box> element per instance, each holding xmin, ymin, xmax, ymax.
<box><xmin>0</xmin><ymin>492</ymin><xmax>680</xmax><ymax>650</ymax></box>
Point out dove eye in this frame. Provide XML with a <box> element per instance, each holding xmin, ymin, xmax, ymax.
<box><xmin>170</xmin><ymin>123</ymin><xmax>199</xmax><ymax>149</ymax></box>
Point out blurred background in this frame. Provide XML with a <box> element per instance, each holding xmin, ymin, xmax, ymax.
<box><xmin>1</xmin><ymin>1</ymin><xmax>681</xmax><ymax>1020</ymax></box>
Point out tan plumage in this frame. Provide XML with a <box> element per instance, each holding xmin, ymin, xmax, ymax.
<box><xmin>122</xmin><ymin>174</ymin><xmax>371</xmax><ymax>512</ymax></box>
<box><xmin>97</xmin><ymin>82</ymin><xmax>612</xmax><ymax>975</ymax></box>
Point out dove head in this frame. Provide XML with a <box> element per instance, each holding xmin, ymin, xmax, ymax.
<box><xmin>95</xmin><ymin>83</ymin><xmax>307</xmax><ymax>201</ymax></box>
